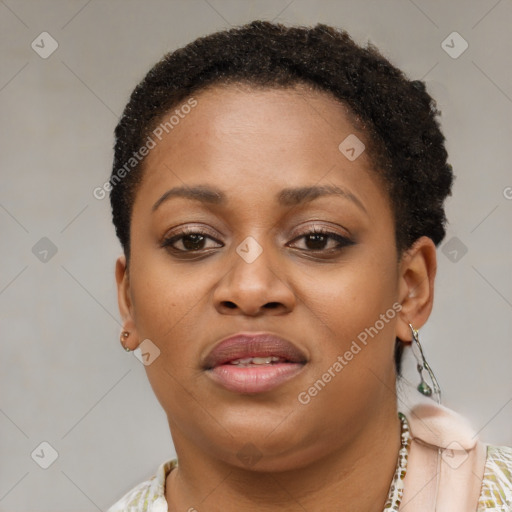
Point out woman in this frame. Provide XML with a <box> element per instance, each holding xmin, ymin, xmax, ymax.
<box><xmin>106</xmin><ymin>21</ymin><xmax>511</xmax><ymax>511</ymax></box>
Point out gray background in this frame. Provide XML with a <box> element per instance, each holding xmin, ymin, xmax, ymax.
<box><xmin>1</xmin><ymin>1</ymin><xmax>511</xmax><ymax>510</ymax></box>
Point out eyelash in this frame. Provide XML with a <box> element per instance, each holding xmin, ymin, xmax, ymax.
<box><xmin>161</xmin><ymin>226</ymin><xmax>354</xmax><ymax>255</ymax></box>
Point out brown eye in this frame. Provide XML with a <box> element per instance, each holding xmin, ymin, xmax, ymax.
<box><xmin>304</xmin><ymin>233</ymin><xmax>330</xmax><ymax>250</ymax></box>
<box><xmin>288</xmin><ymin>228</ymin><xmax>354</xmax><ymax>252</ymax></box>
<box><xmin>161</xmin><ymin>229</ymin><xmax>222</xmax><ymax>253</ymax></box>
<box><xmin>178</xmin><ymin>233</ymin><xmax>206</xmax><ymax>251</ymax></box>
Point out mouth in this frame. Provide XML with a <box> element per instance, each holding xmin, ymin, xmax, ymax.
<box><xmin>203</xmin><ymin>333</ymin><xmax>307</xmax><ymax>394</ymax></box>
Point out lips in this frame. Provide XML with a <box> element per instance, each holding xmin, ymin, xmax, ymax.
<box><xmin>203</xmin><ymin>333</ymin><xmax>307</xmax><ymax>369</ymax></box>
<box><xmin>203</xmin><ymin>333</ymin><xmax>307</xmax><ymax>394</ymax></box>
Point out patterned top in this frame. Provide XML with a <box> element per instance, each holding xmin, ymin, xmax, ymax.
<box><xmin>107</xmin><ymin>414</ymin><xmax>512</xmax><ymax>511</ymax></box>
<box><xmin>383</xmin><ymin>412</ymin><xmax>411</xmax><ymax>510</ymax></box>
<box><xmin>477</xmin><ymin>445</ymin><xmax>512</xmax><ymax>510</ymax></box>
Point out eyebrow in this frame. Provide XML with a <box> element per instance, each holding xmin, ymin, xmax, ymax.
<box><xmin>152</xmin><ymin>184</ymin><xmax>367</xmax><ymax>214</ymax></box>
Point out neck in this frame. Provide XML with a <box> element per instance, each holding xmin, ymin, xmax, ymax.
<box><xmin>165</xmin><ymin>406</ymin><xmax>401</xmax><ymax>512</ymax></box>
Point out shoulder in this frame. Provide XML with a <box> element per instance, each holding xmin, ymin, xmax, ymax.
<box><xmin>477</xmin><ymin>444</ymin><xmax>512</xmax><ymax>510</ymax></box>
<box><xmin>402</xmin><ymin>402</ymin><xmax>511</xmax><ymax>511</ymax></box>
<box><xmin>107</xmin><ymin>459</ymin><xmax>177</xmax><ymax>512</ymax></box>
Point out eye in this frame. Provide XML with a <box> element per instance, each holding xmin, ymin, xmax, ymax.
<box><xmin>288</xmin><ymin>227</ymin><xmax>354</xmax><ymax>252</ymax></box>
<box><xmin>161</xmin><ymin>227</ymin><xmax>223</xmax><ymax>253</ymax></box>
<box><xmin>161</xmin><ymin>226</ymin><xmax>354</xmax><ymax>255</ymax></box>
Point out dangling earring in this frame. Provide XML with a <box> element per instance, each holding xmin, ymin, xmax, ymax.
<box><xmin>409</xmin><ymin>323</ymin><xmax>441</xmax><ymax>404</ymax></box>
<box><xmin>121</xmin><ymin>331</ymin><xmax>132</xmax><ymax>352</ymax></box>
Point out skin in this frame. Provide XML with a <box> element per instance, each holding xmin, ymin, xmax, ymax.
<box><xmin>115</xmin><ymin>83</ymin><xmax>437</xmax><ymax>512</ymax></box>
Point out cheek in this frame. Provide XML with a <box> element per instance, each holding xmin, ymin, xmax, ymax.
<box><xmin>296</xmin><ymin>267</ymin><xmax>399</xmax><ymax>425</ymax></box>
<box><xmin>301</xmin><ymin>254</ymin><xmax>398</xmax><ymax>346</ymax></box>
<box><xmin>298</xmin><ymin>258</ymin><xmax>399</xmax><ymax>415</ymax></box>
<box><xmin>129</xmin><ymin>251</ymin><xmax>209</xmax><ymax>341</ymax></box>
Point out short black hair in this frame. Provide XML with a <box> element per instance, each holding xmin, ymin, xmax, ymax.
<box><xmin>109</xmin><ymin>20</ymin><xmax>454</xmax><ymax>374</ymax></box>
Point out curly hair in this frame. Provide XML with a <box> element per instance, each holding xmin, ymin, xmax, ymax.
<box><xmin>109</xmin><ymin>20</ymin><xmax>454</xmax><ymax>374</ymax></box>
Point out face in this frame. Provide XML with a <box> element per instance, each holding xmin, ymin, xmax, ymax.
<box><xmin>116</xmin><ymin>84</ymin><xmax>433</xmax><ymax>472</ymax></box>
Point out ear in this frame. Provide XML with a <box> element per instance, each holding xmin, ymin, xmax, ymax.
<box><xmin>115</xmin><ymin>255</ymin><xmax>139</xmax><ymax>350</ymax></box>
<box><xmin>395</xmin><ymin>236</ymin><xmax>437</xmax><ymax>343</ymax></box>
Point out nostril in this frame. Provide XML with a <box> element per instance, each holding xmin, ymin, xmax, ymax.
<box><xmin>219</xmin><ymin>301</ymin><xmax>285</xmax><ymax>313</ymax></box>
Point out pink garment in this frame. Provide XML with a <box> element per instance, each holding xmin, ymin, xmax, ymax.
<box><xmin>402</xmin><ymin>402</ymin><xmax>487</xmax><ymax>511</ymax></box>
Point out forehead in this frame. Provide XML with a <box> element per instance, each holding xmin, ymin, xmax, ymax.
<box><xmin>133</xmin><ymin>84</ymin><xmax>390</xmax><ymax>217</ymax></box>
<box><xmin>151</xmin><ymin>84</ymin><xmax>367</xmax><ymax>159</ymax></box>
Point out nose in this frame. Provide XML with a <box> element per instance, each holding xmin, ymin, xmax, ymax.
<box><xmin>213</xmin><ymin>237</ymin><xmax>296</xmax><ymax>317</ymax></box>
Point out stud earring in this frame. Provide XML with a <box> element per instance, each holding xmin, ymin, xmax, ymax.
<box><xmin>121</xmin><ymin>331</ymin><xmax>132</xmax><ymax>352</ymax></box>
<box><xmin>409</xmin><ymin>323</ymin><xmax>441</xmax><ymax>404</ymax></box>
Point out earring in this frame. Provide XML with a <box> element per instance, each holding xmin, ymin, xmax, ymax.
<box><xmin>121</xmin><ymin>331</ymin><xmax>132</xmax><ymax>352</ymax></box>
<box><xmin>409</xmin><ymin>323</ymin><xmax>441</xmax><ymax>404</ymax></box>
